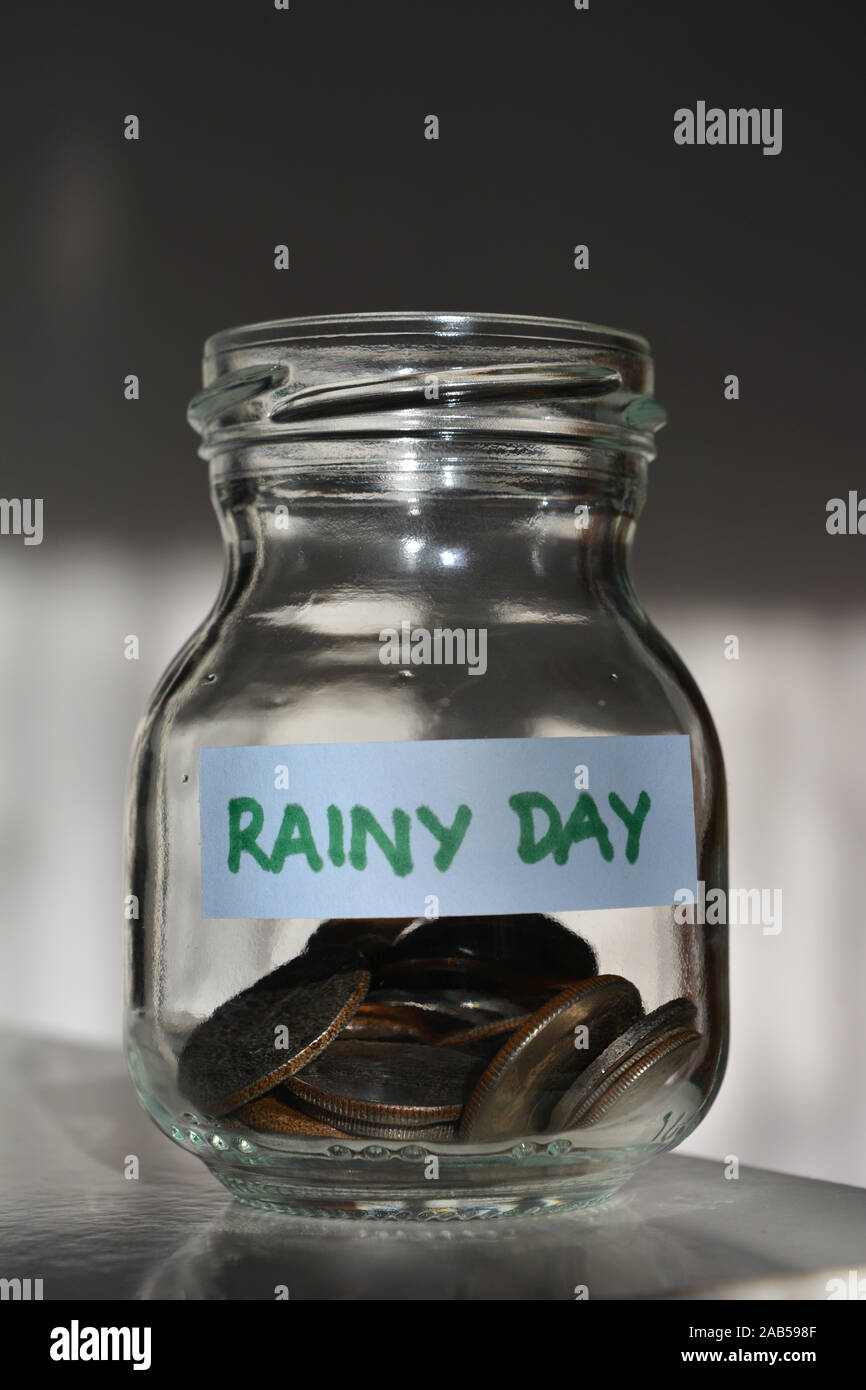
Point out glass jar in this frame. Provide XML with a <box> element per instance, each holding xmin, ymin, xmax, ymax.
<box><xmin>125</xmin><ymin>311</ymin><xmax>728</xmax><ymax>1218</ymax></box>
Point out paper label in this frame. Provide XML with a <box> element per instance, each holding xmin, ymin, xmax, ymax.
<box><xmin>198</xmin><ymin>735</ymin><xmax>697</xmax><ymax>919</ymax></box>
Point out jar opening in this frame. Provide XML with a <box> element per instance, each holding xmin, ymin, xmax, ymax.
<box><xmin>189</xmin><ymin>310</ymin><xmax>666</xmax><ymax>462</ymax></box>
<box><xmin>202</xmin><ymin>310</ymin><xmax>651</xmax><ymax>358</ymax></box>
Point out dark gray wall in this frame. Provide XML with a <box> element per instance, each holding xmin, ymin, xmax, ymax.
<box><xmin>3</xmin><ymin>0</ymin><xmax>863</xmax><ymax>603</ymax></box>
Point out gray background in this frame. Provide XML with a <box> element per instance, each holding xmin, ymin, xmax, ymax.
<box><xmin>1</xmin><ymin>0</ymin><xmax>864</xmax><ymax>1187</ymax></box>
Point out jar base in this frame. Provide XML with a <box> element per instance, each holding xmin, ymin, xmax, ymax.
<box><xmin>208</xmin><ymin>1166</ymin><xmax>638</xmax><ymax>1219</ymax></box>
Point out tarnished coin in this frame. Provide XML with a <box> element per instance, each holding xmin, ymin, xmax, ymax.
<box><xmin>177</xmin><ymin>948</ymin><xmax>370</xmax><ymax>1116</ymax></box>
<box><xmin>556</xmin><ymin>1028</ymin><xmax>702</xmax><ymax>1130</ymax></box>
<box><xmin>374</xmin><ymin>955</ymin><xmax>557</xmax><ymax>1008</ymax></box>
<box><xmin>548</xmin><ymin>997</ymin><xmax>699</xmax><ymax>1131</ymax></box>
<box><xmin>459</xmin><ymin>976</ymin><xmax>644</xmax><ymax>1142</ymax></box>
<box><xmin>286</xmin><ymin>1040</ymin><xmax>481</xmax><ymax>1132</ymax></box>
<box><xmin>436</xmin><ymin>1015</ymin><xmax>530</xmax><ymax>1060</ymax></box>
<box><xmin>341</xmin><ymin>1001</ymin><xmax>438</xmax><ymax>1044</ymax></box>
<box><xmin>235</xmin><ymin>1092</ymin><xmax>349</xmax><ymax>1137</ymax></box>
<box><xmin>365</xmin><ymin>986</ymin><xmax>528</xmax><ymax>1036</ymax></box>
<box><xmin>305</xmin><ymin>917</ymin><xmax>412</xmax><ymax>964</ymax></box>
<box><xmin>390</xmin><ymin>913</ymin><xmax>597</xmax><ymax>980</ymax></box>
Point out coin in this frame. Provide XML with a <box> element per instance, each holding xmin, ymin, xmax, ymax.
<box><xmin>331</xmin><ymin>1120</ymin><xmax>460</xmax><ymax>1142</ymax></box>
<box><xmin>365</xmin><ymin>986</ymin><xmax>528</xmax><ymax>1036</ymax></box>
<box><xmin>341</xmin><ymin>1001</ymin><xmax>438</xmax><ymax>1044</ymax></box>
<box><xmin>459</xmin><ymin>976</ymin><xmax>644</xmax><ymax>1142</ymax></box>
<box><xmin>548</xmin><ymin>997</ymin><xmax>699</xmax><ymax>1131</ymax></box>
<box><xmin>285</xmin><ymin>1039</ymin><xmax>482</xmax><ymax>1133</ymax></box>
<box><xmin>373</xmin><ymin>955</ymin><xmax>558</xmax><ymax>1008</ymax></box>
<box><xmin>435</xmin><ymin>1014</ymin><xmax>530</xmax><ymax>1060</ymax></box>
<box><xmin>390</xmin><ymin>913</ymin><xmax>597</xmax><ymax>980</ymax></box>
<box><xmin>305</xmin><ymin>917</ymin><xmax>412</xmax><ymax>963</ymax></box>
<box><xmin>177</xmin><ymin>947</ymin><xmax>370</xmax><ymax>1116</ymax></box>
<box><xmin>234</xmin><ymin>1092</ymin><xmax>350</xmax><ymax>1137</ymax></box>
<box><xmin>555</xmin><ymin>1028</ymin><xmax>702</xmax><ymax>1130</ymax></box>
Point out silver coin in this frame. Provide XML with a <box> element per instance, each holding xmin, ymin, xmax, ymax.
<box><xmin>286</xmin><ymin>1039</ymin><xmax>481</xmax><ymax>1131</ymax></box>
<box><xmin>459</xmin><ymin>976</ymin><xmax>644</xmax><ymax>1142</ymax></box>
<box><xmin>313</xmin><ymin>1118</ymin><xmax>458</xmax><ymax>1143</ymax></box>
<box><xmin>547</xmin><ymin>996</ymin><xmax>698</xmax><ymax>1132</ymax></box>
<box><xmin>365</xmin><ymin>987</ymin><xmax>527</xmax><ymax>1035</ymax></box>
<box><xmin>555</xmin><ymin>1027</ymin><xmax>702</xmax><ymax>1130</ymax></box>
<box><xmin>373</xmin><ymin>955</ymin><xmax>555</xmax><ymax>1008</ymax></box>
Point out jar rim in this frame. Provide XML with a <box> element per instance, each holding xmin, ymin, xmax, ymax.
<box><xmin>202</xmin><ymin>310</ymin><xmax>651</xmax><ymax>361</ymax></box>
<box><xmin>192</xmin><ymin>310</ymin><xmax>664</xmax><ymax>461</ymax></box>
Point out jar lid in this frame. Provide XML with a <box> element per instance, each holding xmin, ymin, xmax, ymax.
<box><xmin>188</xmin><ymin>311</ymin><xmax>666</xmax><ymax>460</ymax></box>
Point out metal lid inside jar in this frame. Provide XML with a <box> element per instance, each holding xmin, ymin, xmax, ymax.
<box><xmin>188</xmin><ymin>311</ymin><xmax>667</xmax><ymax>460</ymax></box>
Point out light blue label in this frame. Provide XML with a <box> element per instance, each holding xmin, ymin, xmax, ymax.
<box><xmin>199</xmin><ymin>735</ymin><xmax>697</xmax><ymax>919</ymax></box>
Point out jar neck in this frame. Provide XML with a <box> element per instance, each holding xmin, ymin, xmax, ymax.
<box><xmin>209</xmin><ymin>441</ymin><xmax>648</xmax><ymax>616</ymax></box>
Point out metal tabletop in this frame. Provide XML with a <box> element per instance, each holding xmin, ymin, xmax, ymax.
<box><xmin>1</xmin><ymin>1031</ymin><xmax>863</xmax><ymax>1300</ymax></box>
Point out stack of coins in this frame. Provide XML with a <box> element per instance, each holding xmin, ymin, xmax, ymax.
<box><xmin>178</xmin><ymin>915</ymin><xmax>702</xmax><ymax>1142</ymax></box>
